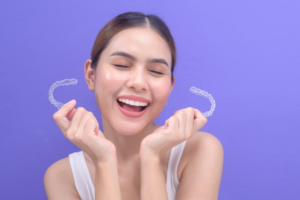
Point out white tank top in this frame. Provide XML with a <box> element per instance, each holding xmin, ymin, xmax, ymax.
<box><xmin>69</xmin><ymin>140</ymin><xmax>187</xmax><ymax>200</ymax></box>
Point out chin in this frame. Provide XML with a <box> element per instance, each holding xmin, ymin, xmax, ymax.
<box><xmin>113</xmin><ymin>120</ymin><xmax>148</xmax><ymax>136</ymax></box>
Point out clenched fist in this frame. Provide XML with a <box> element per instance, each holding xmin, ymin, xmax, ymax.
<box><xmin>53</xmin><ymin>99</ymin><xmax>116</xmax><ymax>164</ymax></box>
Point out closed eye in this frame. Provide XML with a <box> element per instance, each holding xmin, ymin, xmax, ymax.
<box><xmin>114</xmin><ymin>64</ymin><xmax>129</xmax><ymax>68</ymax></box>
<box><xmin>150</xmin><ymin>71</ymin><xmax>163</xmax><ymax>75</ymax></box>
<box><xmin>114</xmin><ymin>65</ymin><xmax>163</xmax><ymax>75</ymax></box>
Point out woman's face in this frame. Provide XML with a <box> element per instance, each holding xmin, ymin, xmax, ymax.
<box><xmin>87</xmin><ymin>27</ymin><xmax>175</xmax><ymax>135</ymax></box>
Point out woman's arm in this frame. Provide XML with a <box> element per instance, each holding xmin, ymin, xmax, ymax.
<box><xmin>44</xmin><ymin>157</ymin><xmax>81</xmax><ymax>200</ymax></box>
<box><xmin>175</xmin><ymin>132</ymin><xmax>224</xmax><ymax>200</ymax></box>
<box><xmin>140</xmin><ymin>132</ymin><xmax>224</xmax><ymax>200</ymax></box>
<box><xmin>50</xmin><ymin>101</ymin><xmax>122</xmax><ymax>199</ymax></box>
<box><xmin>140</xmin><ymin>151</ymin><xmax>169</xmax><ymax>200</ymax></box>
<box><xmin>94</xmin><ymin>153</ymin><xmax>122</xmax><ymax>200</ymax></box>
<box><xmin>44</xmin><ymin>154</ymin><xmax>122</xmax><ymax>200</ymax></box>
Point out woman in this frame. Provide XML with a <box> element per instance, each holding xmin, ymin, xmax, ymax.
<box><xmin>44</xmin><ymin>12</ymin><xmax>224</xmax><ymax>200</ymax></box>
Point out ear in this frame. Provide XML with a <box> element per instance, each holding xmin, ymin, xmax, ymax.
<box><xmin>84</xmin><ymin>59</ymin><xmax>95</xmax><ymax>91</ymax></box>
<box><xmin>170</xmin><ymin>76</ymin><xmax>176</xmax><ymax>92</ymax></box>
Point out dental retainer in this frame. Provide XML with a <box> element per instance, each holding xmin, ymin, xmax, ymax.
<box><xmin>189</xmin><ymin>86</ymin><xmax>216</xmax><ymax>118</ymax></box>
<box><xmin>48</xmin><ymin>79</ymin><xmax>216</xmax><ymax>117</ymax></box>
<box><xmin>49</xmin><ymin>78</ymin><xmax>78</xmax><ymax>110</ymax></box>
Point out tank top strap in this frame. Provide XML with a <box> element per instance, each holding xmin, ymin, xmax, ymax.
<box><xmin>166</xmin><ymin>140</ymin><xmax>187</xmax><ymax>200</ymax></box>
<box><xmin>69</xmin><ymin>151</ymin><xmax>95</xmax><ymax>200</ymax></box>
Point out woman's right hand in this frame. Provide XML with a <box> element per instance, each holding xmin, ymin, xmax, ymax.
<box><xmin>53</xmin><ymin>99</ymin><xmax>116</xmax><ymax>163</ymax></box>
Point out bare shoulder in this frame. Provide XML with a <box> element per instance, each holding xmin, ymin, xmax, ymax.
<box><xmin>187</xmin><ymin>131</ymin><xmax>224</xmax><ymax>166</ymax></box>
<box><xmin>179</xmin><ymin>131</ymin><xmax>223</xmax><ymax>178</ymax></box>
<box><xmin>186</xmin><ymin>131</ymin><xmax>223</xmax><ymax>156</ymax></box>
<box><xmin>44</xmin><ymin>157</ymin><xmax>80</xmax><ymax>200</ymax></box>
<box><xmin>176</xmin><ymin>132</ymin><xmax>224</xmax><ymax>199</ymax></box>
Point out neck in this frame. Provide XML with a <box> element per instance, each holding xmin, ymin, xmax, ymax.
<box><xmin>101</xmin><ymin>116</ymin><xmax>160</xmax><ymax>165</ymax></box>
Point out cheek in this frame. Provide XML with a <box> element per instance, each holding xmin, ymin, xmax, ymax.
<box><xmin>150</xmin><ymin>80</ymin><xmax>172</xmax><ymax>101</ymax></box>
<box><xmin>95</xmin><ymin>70</ymin><xmax>122</xmax><ymax>111</ymax></box>
<box><xmin>96</xmin><ymin>69</ymin><xmax>124</xmax><ymax>88</ymax></box>
<box><xmin>94</xmin><ymin>70</ymin><xmax>121</xmax><ymax>105</ymax></box>
<box><xmin>102</xmin><ymin>70</ymin><xmax>117</xmax><ymax>82</ymax></box>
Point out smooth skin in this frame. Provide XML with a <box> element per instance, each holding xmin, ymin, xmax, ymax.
<box><xmin>44</xmin><ymin>27</ymin><xmax>224</xmax><ymax>200</ymax></box>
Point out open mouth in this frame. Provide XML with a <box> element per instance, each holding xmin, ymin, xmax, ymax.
<box><xmin>117</xmin><ymin>99</ymin><xmax>148</xmax><ymax>112</ymax></box>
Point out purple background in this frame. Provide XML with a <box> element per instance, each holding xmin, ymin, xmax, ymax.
<box><xmin>1</xmin><ymin>0</ymin><xmax>299</xmax><ymax>199</ymax></box>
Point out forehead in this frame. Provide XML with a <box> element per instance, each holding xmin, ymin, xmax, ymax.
<box><xmin>103</xmin><ymin>27</ymin><xmax>172</xmax><ymax>64</ymax></box>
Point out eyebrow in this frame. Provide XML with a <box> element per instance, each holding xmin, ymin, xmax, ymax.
<box><xmin>110</xmin><ymin>51</ymin><xmax>169</xmax><ymax>68</ymax></box>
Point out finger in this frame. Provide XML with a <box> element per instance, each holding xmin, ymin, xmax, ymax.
<box><xmin>175</xmin><ymin>111</ymin><xmax>186</xmax><ymax>139</ymax></box>
<box><xmin>165</xmin><ymin>115</ymin><xmax>179</xmax><ymax>134</ymax></box>
<box><xmin>174</xmin><ymin>108</ymin><xmax>185</xmax><ymax>115</ymax></box>
<box><xmin>84</xmin><ymin>118</ymin><xmax>98</xmax><ymax>141</ymax></box>
<box><xmin>67</xmin><ymin>107</ymin><xmax>77</xmax><ymax>121</ymax></box>
<box><xmin>185</xmin><ymin>108</ymin><xmax>194</xmax><ymax>138</ymax></box>
<box><xmin>192</xmin><ymin>108</ymin><xmax>208</xmax><ymax>133</ymax></box>
<box><xmin>97</xmin><ymin>128</ymin><xmax>103</xmax><ymax>136</ymax></box>
<box><xmin>78</xmin><ymin>111</ymin><xmax>98</xmax><ymax>139</ymax></box>
<box><xmin>67</xmin><ymin>107</ymin><xmax>86</xmax><ymax>139</ymax></box>
<box><xmin>53</xmin><ymin>99</ymin><xmax>77</xmax><ymax>133</ymax></box>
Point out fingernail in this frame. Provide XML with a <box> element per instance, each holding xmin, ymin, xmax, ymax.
<box><xmin>68</xmin><ymin>99</ymin><xmax>75</xmax><ymax>104</ymax></box>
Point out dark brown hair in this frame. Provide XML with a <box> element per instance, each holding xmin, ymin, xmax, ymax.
<box><xmin>90</xmin><ymin>12</ymin><xmax>177</xmax><ymax>82</ymax></box>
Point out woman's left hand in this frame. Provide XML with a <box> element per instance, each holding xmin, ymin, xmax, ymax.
<box><xmin>140</xmin><ymin>107</ymin><xmax>208</xmax><ymax>158</ymax></box>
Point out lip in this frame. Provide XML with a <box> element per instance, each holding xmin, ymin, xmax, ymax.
<box><xmin>116</xmin><ymin>99</ymin><xmax>150</xmax><ymax>118</ymax></box>
<box><xmin>117</xmin><ymin>95</ymin><xmax>151</xmax><ymax>104</ymax></box>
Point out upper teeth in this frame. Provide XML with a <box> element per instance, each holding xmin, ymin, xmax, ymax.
<box><xmin>118</xmin><ymin>98</ymin><xmax>149</xmax><ymax>107</ymax></box>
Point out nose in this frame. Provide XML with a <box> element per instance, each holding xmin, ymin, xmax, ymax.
<box><xmin>126</xmin><ymin>67</ymin><xmax>148</xmax><ymax>92</ymax></box>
